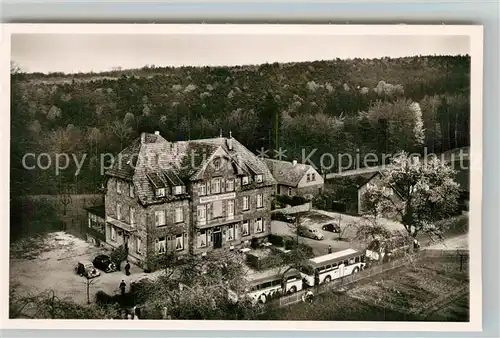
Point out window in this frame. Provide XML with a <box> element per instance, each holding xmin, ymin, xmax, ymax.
<box><xmin>111</xmin><ymin>227</ymin><xmax>116</xmax><ymax>241</ymax></box>
<box><xmin>156</xmin><ymin>188</ymin><xmax>166</xmax><ymax>198</ymax></box>
<box><xmin>255</xmin><ymin>174</ymin><xmax>263</xmax><ymax>183</ymax></box>
<box><xmin>211</xmin><ymin>178</ymin><xmax>221</xmax><ymax>194</ymax></box>
<box><xmin>156</xmin><ymin>237</ymin><xmax>166</xmax><ymax>254</ymax></box>
<box><xmin>214</xmin><ymin>159</ymin><xmax>221</xmax><ymax>170</ymax></box>
<box><xmin>226</xmin><ymin>179</ymin><xmax>235</xmax><ymax>192</ymax></box>
<box><xmin>212</xmin><ymin>201</ymin><xmax>223</xmax><ymax>218</ymax></box>
<box><xmin>198</xmin><ymin>230</ymin><xmax>207</xmax><ymax>247</ymax></box>
<box><xmin>174</xmin><ymin>186</ymin><xmax>184</xmax><ymax>195</ymax></box>
<box><xmin>242</xmin><ymin>176</ymin><xmax>249</xmax><ymax>185</ymax></box>
<box><xmin>129</xmin><ymin>184</ymin><xmax>135</xmax><ymax>198</ymax></box>
<box><xmin>382</xmin><ymin>186</ymin><xmax>394</xmax><ymax>196</ymax></box>
<box><xmin>116</xmin><ymin>203</ymin><xmax>122</xmax><ymax>220</ymax></box>
<box><xmin>197</xmin><ymin>205</ymin><xmax>207</xmax><ymax>223</ymax></box>
<box><xmin>326</xmin><ymin>264</ymin><xmax>331</xmax><ymax>270</ymax></box>
<box><xmin>312</xmin><ymin>173</ymin><xmax>316</xmax><ymax>181</ymax></box>
<box><xmin>227</xmin><ymin>200</ymin><xmax>235</xmax><ymax>218</ymax></box>
<box><xmin>242</xmin><ymin>221</ymin><xmax>250</xmax><ymax>236</ymax></box>
<box><xmin>343</xmin><ymin>259</ymin><xmax>349</xmax><ymax>266</ymax></box>
<box><xmin>256</xmin><ymin>194</ymin><xmax>263</xmax><ymax>208</ymax></box>
<box><xmin>332</xmin><ymin>262</ymin><xmax>338</xmax><ymax>269</ymax></box>
<box><xmin>306</xmin><ymin>174</ymin><xmax>311</xmax><ymax>182</ymax></box>
<box><xmin>175</xmin><ymin>234</ymin><xmax>184</xmax><ymax>251</ymax></box>
<box><xmin>355</xmin><ymin>256</ymin><xmax>360</xmax><ymax>263</ymax></box>
<box><xmin>227</xmin><ymin>225</ymin><xmax>235</xmax><ymax>241</ymax></box>
<box><xmin>199</xmin><ymin>183</ymin><xmax>207</xmax><ymax>196</ymax></box>
<box><xmin>254</xmin><ymin>218</ymin><xmax>263</xmax><ymax>233</ymax></box>
<box><xmin>349</xmin><ymin>257</ymin><xmax>356</xmax><ymax>264</ymax></box>
<box><xmin>242</xmin><ymin>196</ymin><xmax>249</xmax><ymax>211</ymax></box>
<box><xmin>130</xmin><ymin>207</ymin><xmax>135</xmax><ymax>226</ymax></box>
<box><xmin>136</xmin><ymin>237</ymin><xmax>142</xmax><ymax>254</ymax></box>
<box><xmin>155</xmin><ymin>210</ymin><xmax>166</xmax><ymax>227</ymax></box>
<box><xmin>117</xmin><ymin>180</ymin><xmax>121</xmax><ymax>194</ymax></box>
<box><xmin>175</xmin><ymin>207</ymin><xmax>183</xmax><ymax>223</ymax></box>
<box><xmin>288</xmin><ymin>187</ymin><xmax>292</xmax><ymax>196</ymax></box>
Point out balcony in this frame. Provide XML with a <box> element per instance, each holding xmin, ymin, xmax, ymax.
<box><xmin>197</xmin><ymin>214</ymin><xmax>243</xmax><ymax>229</ymax></box>
<box><xmin>106</xmin><ymin>216</ymin><xmax>138</xmax><ymax>233</ymax></box>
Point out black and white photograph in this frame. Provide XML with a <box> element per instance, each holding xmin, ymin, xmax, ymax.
<box><xmin>2</xmin><ymin>24</ymin><xmax>483</xmax><ymax>331</ymax></box>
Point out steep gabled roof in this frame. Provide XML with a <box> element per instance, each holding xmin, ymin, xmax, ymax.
<box><xmin>263</xmin><ymin>159</ymin><xmax>314</xmax><ymax>187</ymax></box>
<box><xmin>105</xmin><ymin>133</ymin><xmax>276</xmax><ymax>206</ymax></box>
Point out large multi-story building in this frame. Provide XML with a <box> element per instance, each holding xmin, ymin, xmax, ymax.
<box><xmin>91</xmin><ymin>131</ymin><xmax>276</xmax><ymax>268</ymax></box>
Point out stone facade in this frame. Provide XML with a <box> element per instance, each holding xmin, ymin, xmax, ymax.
<box><xmin>101</xmin><ymin>133</ymin><xmax>277</xmax><ymax>269</ymax></box>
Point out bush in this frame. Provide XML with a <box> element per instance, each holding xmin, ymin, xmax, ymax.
<box><xmin>268</xmin><ymin>234</ymin><xmax>285</xmax><ymax>247</ymax></box>
<box><xmin>110</xmin><ymin>245</ymin><xmax>128</xmax><ymax>270</ymax></box>
<box><xmin>274</xmin><ymin>194</ymin><xmax>308</xmax><ymax>207</ymax></box>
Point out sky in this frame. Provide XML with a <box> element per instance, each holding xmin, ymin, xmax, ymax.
<box><xmin>11</xmin><ymin>34</ymin><xmax>470</xmax><ymax>74</ymax></box>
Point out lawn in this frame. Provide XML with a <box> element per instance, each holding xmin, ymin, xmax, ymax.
<box><xmin>263</xmin><ymin>256</ymin><xmax>469</xmax><ymax>322</ymax></box>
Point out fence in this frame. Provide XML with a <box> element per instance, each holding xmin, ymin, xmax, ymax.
<box><xmin>271</xmin><ymin>202</ymin><xmax>312</xmax><ymax>215</ymax></box>
<box><xmin>277</xmin><ymin>248</ymin><xmax>469</xmax><ymax>308</ymax></box>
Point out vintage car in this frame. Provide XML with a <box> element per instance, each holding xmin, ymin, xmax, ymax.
<box><xmin>76</xmin><ymin>260</ymin><xmax>100</xmax><ymax>279</ymax></box>
<box><xmin>321</xmin><ymin>222</ymin><xmax>341</xmax><ymax>233</ymax></box>
<box><xmin>93</xmin><ymin>254</ymin><xmax>117</xmax><ymax>273</ymax></box>
<box><xmin>297</xmin><ymin>225</ymin><xmax>324</xmax><ymax>240</ymax></box>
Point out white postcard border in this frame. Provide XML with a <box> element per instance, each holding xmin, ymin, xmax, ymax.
<box><xmin>0</xmin><ymin>23</ymin><xmax>483</xmax><ymax>332</ymax></box>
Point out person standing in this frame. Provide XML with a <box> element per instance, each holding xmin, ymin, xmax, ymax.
<box><xmin>125</xmin><ymin>261</ymin><xmax>131</xmax><ymax>276</ymax></box>
<box><xmin>119</xmin><ymin>280</ymin><xmax>126</xmax><ymax>296</ymax></box>
<box><xmin>328</xmin><ymin>245</ymin><xmax>332</xmax><ymax>254</ymax></box>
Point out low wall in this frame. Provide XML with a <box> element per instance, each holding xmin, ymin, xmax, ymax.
<box><xmin>271</xmin><ymin>202</ymin><xmax>311</xmax><ymax>215</ymax></box>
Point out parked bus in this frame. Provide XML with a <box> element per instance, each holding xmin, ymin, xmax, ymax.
<box><xmin>300</xmin><ymin>248</ymin><xmax>366</xmax><ymax>287</ymax></box>
<box><xmin>245</xmin><ymin>268</ymin><xmax>303</xmax><ymax>304</ymax></box>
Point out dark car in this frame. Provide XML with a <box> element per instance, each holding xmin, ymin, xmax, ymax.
<box><xmin>271</xmin><ymin>212</ymin><xmax>297</xmax><ymax>223</ymax></box>
<box><xmin>93</xmin><ymin>254</ymin><xmax>117</xmax><ymax>273</ymax></box>
<box><xmin>322</xmin><ymin>223</ymin><xmax>341</xmax><ymax>233</ymax></box>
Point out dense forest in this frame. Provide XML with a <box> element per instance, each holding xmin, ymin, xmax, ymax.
<box><xmin>10</xmin><ymin>56</ymin><xmax>470</xmax><ymax>196</ymax></box>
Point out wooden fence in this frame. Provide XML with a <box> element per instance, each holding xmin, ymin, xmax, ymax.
<box><xmin>276</xmin><ymin>248</ymin><xmax>469</xmax><ymax>308</ymax></box>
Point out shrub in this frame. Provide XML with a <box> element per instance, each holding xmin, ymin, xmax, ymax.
<box><xmin>268</xmin><ymin>234</ymin><xmax>285</xmax><ymax>247</ymax></box>
<box><xmin>110</xmin><ymin>245</ymin><xmax>128</xmax><ymax>270</ymax></box>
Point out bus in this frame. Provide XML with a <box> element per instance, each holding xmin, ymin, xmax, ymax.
<box><xmin>245</xmin><ymin>268</ymin><xmax>303</xmax><ymax>304</ymax></box>
<box><xmin>300</xmin><ymin>248</ymin><xmax>366</xmax><ymax>287</ymax></box>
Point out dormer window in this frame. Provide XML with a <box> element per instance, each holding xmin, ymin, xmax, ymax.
<box><xmin>255</xmin><ymin>174</ymin><xmax>263</xmax><ymax>183</ymax></box>
<box><xmin>213</xmin><ymin>159</ymin><xmax>221</xmax><ymax>171</ymax></box>
<box><xmin>156</xmin><ymin>188</ymin><xmax>166</xmax><ymax>198</ymax></box>
<box><xmin>242</xmin><ymin>176</ymin><xmax>249</xmax><ymax>186</ymax></box>
<box><xmin>174</xmin><ymin>185</ymin><xmax>185</xmax><ymax>195</ymax></box>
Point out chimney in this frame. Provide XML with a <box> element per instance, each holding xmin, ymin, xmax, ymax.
<box><xmin>141</xmin><ymin>132</ymin><xmax>146</xmax><ymax>144</ymax></box>
<box><xmin>154</xmin><ymin>130</ymin><xmax>160</xmax><ymax>135</ymax></box>
<box><xmin>227</xmin><ymin>130</ymin><xmax>233</xmax><ymax>150</ymax></box>
<box><xmin>292</xmin><ymin>159</ymin><xmax>297</xmax><ymax>166</ymax></box>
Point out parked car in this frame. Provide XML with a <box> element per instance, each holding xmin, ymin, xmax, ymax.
<box><xmin>93</xmin><ymin>254</ymin><xmax>117</xmax><ymax>273</ymax></box>
<box><xmin>76</xmin><ymin>260</ymin><xmax>100</xmax><ymax>279</ymax></box>
<box><xmin>298</xmin><ymin>226</ymin><xmax>324</xmax><ymax>240</ymax></box>
<box><xmin>321</xmin><ymin>222</ymin><xmax>341</xmax><ymax>233</ymax></box>
<box><xmin>271</xmin><ymin>212</ymin><xmax>297</xmax><ymax>223</ymax></box>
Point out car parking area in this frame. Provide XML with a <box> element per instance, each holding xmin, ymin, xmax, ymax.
<box><xmin>270</xmin><ymin>209</ymin><xmax>406</xmax><ymax>256</ymax></box>
<box><xmin>10</xmin><ymin>232</ymin><xmax>156</xmax><ymax>305</ymax></box>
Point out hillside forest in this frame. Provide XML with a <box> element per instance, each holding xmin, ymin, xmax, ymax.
<box><xmin>10</xmin><ymin>56</ymin><xmax>470</xmax><ymax>196</ymax></box>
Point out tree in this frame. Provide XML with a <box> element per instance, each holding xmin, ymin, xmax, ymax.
<box><xmin>9</xmin><ymin>286</ymin><xmax>120</xmax><ymax>319</ymax></box>
<box><xmin>360</xmin><ymin>152</ymin><xmax>460</xmax><ymax>250</ymax></box>
<box><xmin>137</xmin><ymin>250</ymin><xmax>258</xmax><ymax>320</ymax></box>
<box><xmin>109</xmin><ymin>119</ymin><xmax>133</xmax><ymax>149</ymax></box>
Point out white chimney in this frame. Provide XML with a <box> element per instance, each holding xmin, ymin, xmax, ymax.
<box><xmin>227</xmin><ymin>130</ymin><xmax>233</xmax><ymax>150</ymax></box>
<box><xmin>292</xmin><ymin>160</ymin><xmax>297</xmax><ymax>166</ymax></box>
<box><xmin>154</xmin><ymin>130</ymin><xmax>160</xmax><ymax>135</ymax></box>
